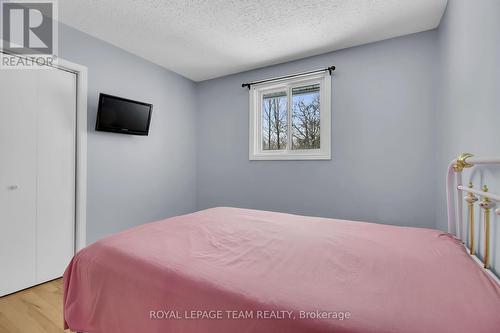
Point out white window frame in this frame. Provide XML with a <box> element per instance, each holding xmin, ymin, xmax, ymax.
<box><xmin>249</xmin><ymin>71</ymin><xmax>331</xmax><ymax>160</ymax></box>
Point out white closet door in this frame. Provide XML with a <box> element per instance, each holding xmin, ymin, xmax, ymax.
<box><xmin>0</xmin><ymin>71</ymin><xmax>38</xmax><ymax>296</ymax></box>
<box><xmin>0</xmin><ymin>68</ymin><xmax>76</xmax><ymax>296</ymax></box>
<box><xmin>36</xmin><ymin>69</ymin><xmax>76</xmax><ymax>283</ymax></box>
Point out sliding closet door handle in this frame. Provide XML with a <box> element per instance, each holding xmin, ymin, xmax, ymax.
<box><xmin>7</xmin><ymin>185</ymin><xmax>19</xmax><ymax>190</ymax></box>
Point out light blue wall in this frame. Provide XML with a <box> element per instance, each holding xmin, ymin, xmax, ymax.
<box><xmin>436</xmin><ymin>0</ymin><xmax>500</xmax><ymax>273</ymax></box>
<box><xmin>196</xmin><ymin>31</ymin><xmax>439</xmax><ymax>228</ymax></box>
<box><xmin>56</xmin><ymin>0</ymin><xmax>499</xmax><ymax>254</ymax></box>
<box><xmin>58</xmin><ymin>24</ymin><xmax>198</xmax><ymax>244</ymax></box>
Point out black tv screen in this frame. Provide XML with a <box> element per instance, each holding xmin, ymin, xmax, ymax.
<box><xmin>96</xmin><ymin>93</ymin><xmax>153</xmax><ymax>135</ymax></box>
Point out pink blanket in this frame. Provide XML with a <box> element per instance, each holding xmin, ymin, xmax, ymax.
<box><xmin>64</xmin><ymin>207</ymin><xmax>500</xmax><ymax>333</ymax></box>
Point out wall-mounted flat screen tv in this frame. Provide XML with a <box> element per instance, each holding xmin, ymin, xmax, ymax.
<box><xmin>95</xmin><ymin>93</ymin><xmax>153</xmax><ymax>136</ymax></box>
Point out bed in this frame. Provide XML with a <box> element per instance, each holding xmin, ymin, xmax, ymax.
<box><xmin>64</xmin><ymin>154</ymin><xmax>500</xmax><ymax>333</ymax></box>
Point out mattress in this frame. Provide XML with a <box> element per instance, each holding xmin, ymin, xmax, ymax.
<box><xmin>63</xmin><ymin>207</ymin><xmax>500</xmax><ymax>333</ymax></box>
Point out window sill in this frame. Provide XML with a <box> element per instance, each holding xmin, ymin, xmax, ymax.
<box><xmin>249</xmin><ymin>151</ymin><xmax>331</xmax><ymax>161</ymax></box>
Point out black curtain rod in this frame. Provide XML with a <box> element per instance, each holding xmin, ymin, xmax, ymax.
<box><xmin>241</xmin><ymin>66</ymin><xmax>335</xmax><ymax>89</ymax></box>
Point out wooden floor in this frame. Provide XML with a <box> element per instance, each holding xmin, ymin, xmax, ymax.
<box><xmin>0</xmin><ymin>279</ymin><xmax>65</xmax><ymax>333</ymax></box>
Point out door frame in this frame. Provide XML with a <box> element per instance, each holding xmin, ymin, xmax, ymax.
<box><xmin>0</xmin><ymin>51</ymin><xmax>88</xmax><ymax>252</ymax></box>
<box><xmin>57</xmin><ymin>58</ymin><xmax>88</xmax><ymax>252</ymax></box>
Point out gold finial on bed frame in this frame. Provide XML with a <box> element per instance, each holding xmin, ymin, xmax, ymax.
<box><xmin>453</xmin><ymin>153</ymin><xmax>474</xmax><ymax>172</ymax></box>
<box><xmin>465</xmin><ymin>182</ymin><xmax>478</xmax><ymax>255</ymax></box>
<box><xmin>480</xmin><ymin>185</ymin><xmax>496</xmax><ymax>269</ymax></box>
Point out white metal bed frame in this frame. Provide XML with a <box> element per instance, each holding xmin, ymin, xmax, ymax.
<box><xmin>447</xmin><ymin>153</ymin><xmax>500</xmax><ymax>284</ymax></box>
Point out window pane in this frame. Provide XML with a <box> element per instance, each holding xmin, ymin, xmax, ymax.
<box><xmin>292</xmin><ymin>84</ymin><xmax>320</xmax><ymax>150</ymax></box>
<box><xmin>262</xmin><ymin>91</ymin><xmax>288</xmax><ymax>150</ymax></box>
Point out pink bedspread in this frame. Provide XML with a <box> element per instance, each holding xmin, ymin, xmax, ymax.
<box><xmin>64</xmin><ymin>207</ymin><xmax>500</xmax><ymax>333</ymax></box>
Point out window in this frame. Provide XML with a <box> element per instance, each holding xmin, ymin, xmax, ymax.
<box><xmin>249</xmin><ymin>72</ymin><xmax>331</xmax><ymax>160</ymax></box>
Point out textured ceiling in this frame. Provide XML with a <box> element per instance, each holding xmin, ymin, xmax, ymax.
<box><xmin>58</xmin><ymin>0</ymin><xmax>447</xmax><ymax>81</ymax></box>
